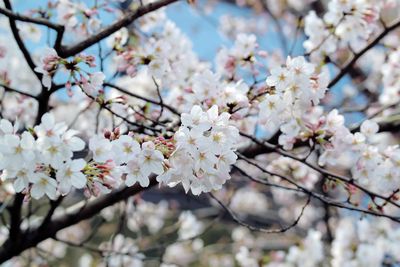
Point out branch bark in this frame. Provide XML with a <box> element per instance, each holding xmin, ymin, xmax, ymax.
<box><xmin>57</xmin><ymin>0</ymin><xmax>179</xmax><ymax>57</ymax></box>
<box><xmin>3</xmin><ymin>0</ymin><xmax>41</xmax><ymax>81</ymax></box>
<box><xmin>0</xmin><ymin>7</ymin><xmax>63</xmax><ymax>31</ymax></box>
<box><xmin>0</xmin><ymin>177</ymin><xmax>158</xmax><ymax>264</ymax></box>
<box><xmin>328</xmin><ymin>20</ymin><xmax>400</xmax><ymax>88</ymax></box>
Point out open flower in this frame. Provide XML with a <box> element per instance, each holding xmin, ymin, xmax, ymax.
<box><xmin>30</xmin><ymin>173</ymin><xmax>58</xmax><ymax>200</ymax></box>
<box><xmin>56</xmin><ymin>159</ymin><xmax>87</xmax><ymax>195</ymax></box>
<box><xmin>34</xmin><ymin>48</ymin><xmax>60</xmax><ymax>89</ymax></box>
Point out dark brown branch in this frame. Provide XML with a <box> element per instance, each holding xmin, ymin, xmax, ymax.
<box><xmin>153</xmin><ymin>77</ymin><xmax>165</xmax><ymax>122</ymax></box>
<box><xmin>234</xmin><ymin>158</ymin><xmax>400</xmax><ymax>222</ymax></box>
<box><xmin>328</xmin><ymin>19</ymin><xmax>400</xmax><ymax>88</ymax></box>
<box><xmin>210</xmin><ymin>192</ymin><xmax>311</xmax><ymax>233</ymax></box>
<box><xmin>57</xmin><ymin>0</ymin><xmax>180</xmax><ymax>58</ymax></box>
<box><xmin>0</xmin><ymin>7</ymin><xmax>63</xmax><ymax>31</ymax></box>
<box><xmin>100</xmin><ymin>100</ymin><xmax>162</xmax><ymax>133</ymax></box>
<box><xmin>38</xmin><ymin>196</ymin><xmax>64</xmax><ymax>232</ymax></box>
<box><xmin>7</xmin><ymin>193</ymin><xmax>24</xmax><ymax>246</ymax></box>
<box><xmin>3</xmin><ymin>0</ymin><xmax>41</xmax><ymax>81</ymax></box>
<box><xmin>237</xmin><ymin>134</ymin><xmax>400</xmax><ymax>210</ymax></box>
<box><xmin>104</xmin><ymin>82</ymin><xmax>180</xmax><ymax>115</ymax></box>
<box><xmin>0</xmin><ymin>84</ymin><xmax>38</xmax><ymax>99</ymax></box>
<box><xmin>0</xmin><ymin>177</ymin><xmax>158</xmax><ymax>264</ymax></box>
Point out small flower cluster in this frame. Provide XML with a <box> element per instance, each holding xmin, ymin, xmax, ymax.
<box><xmin>100</xmin><ymin>198</ymin><xmax>169</xmax><ymax>235</ymax></box>
<box><xmin>218</xmin><ymin>15</ymin><xmax>266</xmax><ymax>39</ymax></box>
<box><xmin>0</xmin><ymin>113</ymin><xmax>85</xmax><ymax>199</ymax></box>
<box><xmin>304</xmin><ymin>0</ymin><xmax>380</xmax><ymax>61</ymax></box>
<box><xmin>98</xmin><ymin>234</ymin><xmax>144</xmax><ymax>267</ymax></box>
<box><xmin>347</xmin><ymin>122</ymin><xmax>400</xmax><ymax>197</ymax></box>
<box><xmin>56</xmin><ymin>0</ymin><xmax>117</xmax><ymax>38</ymax></box>
<box><xmin>258</xmin><ymin>56</ymin><xmax>329</xmax><ymax>149</ymax></box>
<box><xmin>380</xmin><ymin>48</ymin><xmax>400</xmax><ymax>105</ymax></box>
<box><xmin>262</xmin><ymin>230</ymin><xmax>324</xmax><ymax>267</ymax></box>
<box><xmin>114</xmin><ymin>20</ymin><xmax>254</xmax><ymax>116</ymax></box>
<box><xmin>284</xmin><ymin>107</ymin><xmax>400</xmax><ymax>198</ymax></box>
<box><xmin>265</xmin><ymin>0</ymin><xmax>315</xmax><ymax>15</ymax></box>
<box><xmin>267</xmin><ymin>156</ymin><xmax>320</xmax><ymax>190</ymax></box>
<box><xmin>229</xmin><ymin>216</ymin><xmax>400</xmax><ymax>267</ymax></box>
<box><xmin>215</xmin><ymin>33</ymin><xmax>263</xmax><ymax>79</ymax></box>
<box><xmin>126</xmin><ymin>199</ymin><xmax>169</xmax><ymax>234</ymax></box>
<box><xmin>178</xmin><ymin>211</ymin><xmax>204</xmax><ymax>240</ymax></box>
<box><xmin>115</xmin><ymin>21</ymin><xmax>204</xmax><ymax>90</ymax></box>
<box><xmin>35</xmin><ymin>48</ymin><xmax>104</xmax><ymax>97</ymax></box>
<box><xmin>229</xmin><ymin>186</ymin><xmax>269</xmax><ymax>216</ymax></box>
<box><xmin>330</xmin><ymin>217</ymin><xmax>400</xmax><ymax>267</ymax></box>
<box><xmin>158</xmin><ymin>105</ymin><xmax>239</xmax><ymax>195</ymax></box>
<box><xmin>0</xmin><ymin>33</ymin><xmax>41</xmax><ymax>125</ymax></box>
<box><xmin>87</xmin><ymin>132</ymin><xmax>165</xmax><ymax>195</ymax></box>
<box><xmin>0</xmin><ymin>113</ymin><xmax>169</xmax><ymax>200</ymax></box>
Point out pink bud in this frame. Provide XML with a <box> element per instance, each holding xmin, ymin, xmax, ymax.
<box><xmin>257</xmin><ymin>50</ymin><xmax>268</xmax><ymax>58</ymax></box>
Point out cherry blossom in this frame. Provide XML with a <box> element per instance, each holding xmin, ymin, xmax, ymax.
<box><xmin>158</xmin><ymin>105</ymin><xmax>239</xmax><ymax>195</ymax></box>
<box><xmin>56</xmin><ymin>159</ymin><xmax>87</xmax><ymax>195</ymax></box>
<box><xmin>1</xmin><ymin>0</ymin><xmax>400</xmax><ymax>265</ymax></box>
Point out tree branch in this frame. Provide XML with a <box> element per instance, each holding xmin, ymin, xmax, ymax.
<box><xmin>0</xmin><ymin>177</ymin><xmax>158</xmax><ymax>264</ymax></box>
<box><xmin>57</xmin><ymin>0</ymin><xmax>180</xmax><ymax>58</ymax></box>
<box><xmin>3</xmin><ymin>0</ymin><xmax>41</xmax><ymax>82</ymax></box>
<box><xmin>233</xmin><ymin>159</ymin><xmax>400</xmax><ymax>223</ymax></box>
<box><xmin>104</xmin><ymin>82</ymin><xmax>180</xmax><ymax>116</ymax></box>
<box><xmin>328</xmin><ymin>19</ymin><xmax>400</xmax><ymax>88</ymax></box>
<box><xmin>210</xmin><ymin>192</ymin><xmax>311</xmax><ymax>233</ymax></box>
<box><xmin>0</xmin><ymin>7</ymin><xmax>63</xmax><ymax>31</ymax></box>
<box><xmin>0</xmin><ymin>83</ymin><xmax>38</xmax><ymax>99</ymax></box>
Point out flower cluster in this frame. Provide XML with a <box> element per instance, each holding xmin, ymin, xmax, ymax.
<box><xmin>269</xmin><ymin>104</ymin><xmax>398</xmax><ymax>204</ymax></box>
<box><xmin>215</xmin><ymin>33</ymin><xmax>263</xmax><ymax>79</ymax></box>
<box><xmin>346</xmin><ymin>122</ymin><xmax>400</xmax><ymax>197</ymax></box>
<box><xmin>0</xmin><ymin>30</ymin><xmax>41</xmax><ymax>124</ymax></box>
<box><xmin>229</xmin><ymin>186</ymin><xmax>269</xmax><ymax>216</ymax></box>
<box><xmin>258</xmin><ymin>56</ymin><xmax>329</xmax><ymax>149</ymax></box>
<box><xmin>87</xmin><ymin>133</ymin><xmax>165</xmax><ymax>195</ymax></box>
<box><xmin>218</xmin><ymin>15</ymin><xmax>266</xmax><ymax>39</ymax></box>
<box><xmin>98</xmin><ymin>234</ymin><xmax>144</xmax><ymax>267</ymax></box>
<box><xmin>304</xmin><ymin>0</ymin><xmax>380</xmax><ymax>62</ymax></box>
<box><xmin>115</xmin><ymin>21</ymin><xmax>205</xmax><ymax>90</ymax></box>
<box><xmin>56</xmin><ymin>0</ymin><xmax>114</xmax><ymax>38</ymax></box>
<box><xmin>100</xmin><ymin>198</ymin><xmax>169</xmax><ymax>235</ymax></box>
<box><xmin>35</xmin><ymin>48</ymin><xmax>104</xmax><ymax>96</ymax></box>
<box><xmin>178</xmin><ymin>211</ymin><xmax>204</xmax><ymax>240</ymax></box>
<box><xmin>267</xmin><ymin>156</ymin><xmax>320</xmax><ymax>190</ymax></box>
<box><xmin>114</xmin><ymin>21</ymin><xmax>255</xmax><ymax>116</ymax></box>
<box><xmin>158</xmin><ymin>105</ymin><xmax>239</xmax><ymax>195</ymax></box>
<box><xmin>0</xmin><ymin>113</ymin><xmax>85</xmax><ymax>199</ymax></box>
<box><xmin>380</xmin><ymin>48</ymin><xmax>400</xmax><ymax>105</ymax></box>
<box><xmin>0</xmin><ymin>112</ymin><xmax>168</xmax><ymax>200</ymax></box>
<box><xmin>330</xmin><ymin>217</ymin><xmax>400</xmax><ymax>267</ymax></box>
<box><xmin>286</xmin><ymin>230</ymin><xmax>325</xmax><ymax>267</ymax></box>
